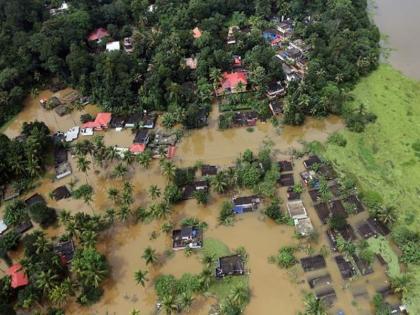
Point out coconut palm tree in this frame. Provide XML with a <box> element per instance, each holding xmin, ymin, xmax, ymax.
<box><xmin>375</xmin><ymin>206</ymin><xmax>397</xmax><ymax>226</ymax></box>
<box><xmin>161</xmin><ymin>294</ymin><xmax>178</xmax><ymax>315</ymax></box>
<box><xmin>76</xmin><ymin>156</ymin><xmax>91</xmax><ymax>182</ymax></box>
<box><xmin>80</xmin><ymin>230</ymin><xmax>98</xmax><ymax>248</ymax></box>
<box><xmin>160</xmin><ymin>160</ymin><xmax>176</xmax><ymax>181</ymax></box>
<box><xmin>137</xmin><ymin>150</ymin><xmax>153</xmax><ymax>168</ymax></box>
<box><xmin>105</xmin><ymin>208</ymin><xmax>116</xmax><ymax>224</ymax></box>
<box><xmin>199</xmin><ymin>268</ymin><xmax>213</xmax><ymax>290</ymax></box>
<box><xmin>107</xmin><ymin>188</ymin><xmax>120</xmax><ymax>205</ymax></box>
<box><xmin>201</xmin><ymin>254</ymin><xmax>215</xmax><ymax>269</ymax></box>
<box><xmin>230</xmin><ymin>285</ymin><xmax>249</xmax><ymax>306</ymax></box>
<box><xmin>121</xmin><ymin>181</ymin><xmax>134</xmax><ymax>206</ymax></box>
<box><xmin>300</xmin><ymin>293</ymin><xmax>327</xmax><ymax>315</ymax></box>
<box><xmin>59</xmin><ymin>210</ymin><xmax>72</xmax><ymax>226</ymax></box>
<box><xmin>113</xmin><ymin>163</ymin><xmax>128</xmax><ymax>179</ymax></box>
<box><xmin>105</xmin><ymin>146</ymin><xmax>118</xmax><ymax>162</ymax></box>
<box><xmin>35</xmin><ymin>270</ymin><xmax>59</xmax><ymax>294</ymax></box>
<box><xmin>211</xmin><ymin>171</ymin><xmax>229</xmax><ymax>193</ymax></box>
<box><xmin>209</xmin><ymin>67</ymin><xmax>222</xmax><ymax>94</ymax></box>
<box><xmin>118</xmin><ymin>206</ymin><xmax>132</xmax><ymax>223</ymax></box>
<box><xmin>134</xmin><ymin>269</ymin><xmax>149</xmax><ymax>287</ymax></box>
<box><xmin>142</xmin><ymin>246</ymin><xmax>158</xmax><ymax>265</ymax></box>
<box><xmin>153</xmin><ymin>202</ymin><xmax>171</xmax><ymax>220</ymax></box>
<box><xmin>148</xmin><ymin>185</ymin><xmax>161</xmax><ymax>200</ymax></box>
<box><xmin>123</xmin><ymin>150</ymin><xmax>136</xmax><ymax>166</ymax></box>
<box><xmin>177</xmin><ymin>291</ymin><xmax>193</xmax><ymax>311</ymax></box>
<box><xmin>48</xmin><ymin>278</ymin><xmax>73</xmax><ymax>307</ymax></box>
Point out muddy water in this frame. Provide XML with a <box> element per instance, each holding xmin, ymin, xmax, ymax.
<box><xmin>177</xmin><ymin>107</ymin><xmax>343</xmax><ymax>166</ymax></box>
<box><xmin>1</xmin><ymin>91</ymin><xmax>394</xmax><ymax>315</ymax></box>
<box><xmin>374</xmin><ymin>0</ymin><xmax>420</xmax><ymax>80</ymax></box>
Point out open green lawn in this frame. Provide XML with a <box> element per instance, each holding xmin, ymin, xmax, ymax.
<box><xmin>321</xmin><ymin>64</ymin><xmax>420</xmax><ymax>312</ymax></box>
<box><xmin>202</xmin><ymin>238</ymin><xmax>249</xmax><ymax>301</ymax></box>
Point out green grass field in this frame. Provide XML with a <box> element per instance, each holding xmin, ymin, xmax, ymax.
<box><xmin>202</xmin><ymin>238</ymin><xmax>249</xmax><ymax>302</ymax></box>
<box><xmin>321</xmin><ymin>64</ymin><xmax>420</xmax><ymax>312</ymax></box>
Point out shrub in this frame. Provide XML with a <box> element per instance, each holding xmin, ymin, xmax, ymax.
<box><xmin>3</xmin><ymin>200</ymin><xmax>29</xmax><ymax>226</ymax></box>
<box><xmin>271</xmin><ymin>246</ymin><xmax>297</xmax><ymax>268</ymax></box>
<box><xmin>264</xmin><ymin>201</ymin><xmax>282</xmax><ymax>223</ymax></box>
<box><xmin>0</xmin><ymin>231</ymin><xmax>21</xmax><ymax>251</ymax></box>
<box><xmin>328</xmin><ymin>214</ymin><xmax>347</xmax><ymax>230</ymax></box>
<box><xmin>77</xmin><ymin>287</ymin><xmax>104</xmax><ymax>306</ymax></box>
<box><xmin>218</xmin><ymin>201</ymin><xmax>234</xmax><ymax>225</ymax></box>
<box><xmin>327</xmin><ymin>133</ymin><xmax>347</xmax><ymax>147</ymax></box>
<box><xmin>193</xmin><ymin>189</ymin><xmax>209</xmax><ymax>205</ymax></box>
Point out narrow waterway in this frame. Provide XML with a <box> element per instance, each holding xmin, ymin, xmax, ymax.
<box><xmin>374</xmin><ymin>0</ymin><xmax>420</xmax><ymax>80</ymax></box>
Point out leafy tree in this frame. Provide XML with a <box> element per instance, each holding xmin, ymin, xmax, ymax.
<box><xmin>271</xmin><ymin>246</ymin><xmax>297</xmax><ymax>268</ymax></box>
<box><xmin>29</xmin><ymin>203</ymin><xmax>57</xmax><ymax>228</ymax></box>
<box><xmin>298</xmin><ymin>293</ymin><xmax>327</xmax><ymax>315</ymax></box>
<box><xmin>71</xmin><ymin>248</ymin><xmax>109</xmax><ymax>288</ymax></box>
<box><xmin>218</xmin><ymin>201</ymin><xmax>234</xmax><ymax>225</ymax></box>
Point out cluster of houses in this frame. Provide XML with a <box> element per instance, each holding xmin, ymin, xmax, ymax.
<box><xmin>283</xmin><ymin>155</ymin><xmax>406</xmax><ymax>313</ymax></box>
<box><xmin>0</xmin><ymin>189</ymin><xmax>75</xmax><ymax>291</ymax></box>
<box><xmin>87</xmin><ymin>27</ymin><xmax>134</xmax><ymax>53</ymax></box>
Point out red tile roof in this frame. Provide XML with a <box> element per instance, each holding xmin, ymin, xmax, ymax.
<box><xmin>217</xmin><ymin>72</ymin><xmax>248</xmax><ymax>94</ymax></box>
<box><xmin>6</xmin><ymin>263</ymin><xmax>29</xmax><ymax>288</ymax></box>
<box><xmin>82</xmin><ymin>112</ymin><xmax>112</xmax><ymax>130</ymax></box>
<box><xmin>129</xmin><ymin>143</ymin><xmax>146</xmax><ymax>154</ymax></box>
<box><xmin>167</xmin><ymin>145</ymin><xmax>176</xmax><ymax>159</ymax></box>
<box><xmin>192</xmin><ymin>27</ymin><xmax>202</xmax><ymax>39</ymax></box>
<box><xmin>88</xmin><ymin>28</ymin><xmax>109</xmax><ymax>41</ymax></box>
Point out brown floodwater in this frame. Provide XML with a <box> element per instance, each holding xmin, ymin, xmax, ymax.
<box><xmin>374</xmin><ymin>0</ymin><xmax>420</xmax><ymax>80</ymax></box>
<box><xmin>1</xmin><ymin>91</ymin><xmax>394</xmax><ymax>314</ymax></box>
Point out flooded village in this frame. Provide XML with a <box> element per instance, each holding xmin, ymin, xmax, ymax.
<box><xmin>0</xmin><ymin>1</ymin><xmax>409</xmax><ymax>314</ymax></box>
<box><xmin>0</xmin><ymin>85</ymin><xmax>404</xmax><ymax>315</ymax></box>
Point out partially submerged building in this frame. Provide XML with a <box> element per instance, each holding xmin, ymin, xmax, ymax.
<box><xmin>300</xmin><ymin>255</ymin><xmax>326</xmax><ymax>272</ymax></box>
<box><xmin>335</xmin><ymin>255</ymin><xmax>356</xmax><ymax>279</ymax></box>
<box><xmin>54</xmin><ymin>240</ymin><xmax>75</xmax><ymax>265</ymax></box>
<box><xmin>25</xmin><ymin>193</ymin><xmax>46</xmax><ymax>207</ymax></box>
<box><xmin>303</xmin><ymin>155</ymin><xmax>322</xmax><ymax>169</ymax></box>
<box><xmin>216</xmin><ymin>71</ymin><xmax>248</xmax><ymax>96</ymax></box>
<box><xmin>6</xmin><ymin>263</ymin><xmax>29</xmax><ymax>288</ymax></box>
<box><xmin>278</xmin><ymin>160</ymin><xmax>293</xmax><ymax>173</ymax></box>
<box><xmin>308</xmin><ymin>273</ymin><xmax>332</xmax><ymax>289</ymax></box>
<box><xmin>215</xmin><ymin>255</ymin><xmax>245</xmax><ymax>278</ymax></box>
<box><xmin>232</xmin><ymin>195</ymin><xmax>261</xmax><ymax>214</ymax></box>
<box><xmin>51</xmin><ymin>186</ymin><xmax>71</xmax><ymax>201</ymax></box>
<box><xmin>172</xmin><ymin>226</ymin><xmax>203</xmax><ymax>250</ymax></box>
<box><xmin>201</xmin><ymin>164</ymin><xmax>218</xmax><ymax>176</ymax></box>
<box><xmin>82</xmin><ymin>113</ymin><xmax>112</xmax><ymax>131</ymax></box>
<box><xmin>181</xmin><ymin>181</ymin><xmax>209</xmax><ymax>200</ymax></box>
<box><xmin>278</xmin><ymin>173</ymin><xmax>294</xmax><ymax>186</ymax></box>
<box><xmin>287</xmin><ymin>200</ymin><xmax>307</xmax><ymax>220</ymax></box>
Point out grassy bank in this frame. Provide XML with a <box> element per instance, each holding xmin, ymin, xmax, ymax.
<box><xmin>320</xmin><ymin>64</ymin><xmax>420</xmax><ymax>312</ymax></box>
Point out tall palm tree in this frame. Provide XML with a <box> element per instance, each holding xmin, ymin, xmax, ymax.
<box><xmin>300</xmin><ymin>293</ymin><xmax>327</xmax><ymax>315</ymax></box>
<box><xmin>137</xmin><ymin>150</ymin><xmax>153</xmax><ymax>169</ymax></box>
<box><xmin>105</xmin><ymin>146</ymin><xmax>118</xmax><ymax>162</ymax></box>
<box><xmin>80</xmin><ymin>230</ymin><xmax>98</xmax><ymax>248</ymax></box>
<box><xmin>76</xmin><ymin>156</ymin><xmax>91</xmax><ymax>183</ymax></box>
<box><xmin>160</xmin><ymin>160</ymin><xmax>176</xmax><ymax>181</ymax></box>
<box><xmin>211</xmin><ymin>172</ymin><xmax>229</xmax><ymax>193</ymax></box>
<box><xmin>177</xmin><ymin>292</ymin><xmax>193</xmax><ymax>311</ymax></box>
<box><xmin>375</xmin><ymin>206</ymin><xmax>397</xmax><ymax>226</ymax></box>
<box><xmin>209</xmin><ymin>67</ymin><xmax>222</xmax><ymax>94</ymax></box>
<box><xmin>123</xmin><ymin>150</ymin><xmax>136</xmax><ymax>166</ymax></box>
<box><xmin>35</xmin><ymin>270</ymin><xmax>59</xmax><ymax>294</ymax></box>
<box><xmin>142</xmin><ymin>246</ymin><xmax>158</xmax><ymax>265</ymax></box>
<box><xmin>230</xmin><ymin>285</ymin><xmax>249</xmax><ymax>306</ymax></box>
<box><xmin>161</xmin><ymin>294</ymin><xmax>178</xmax><ymax>315</ymax></box>
<box><xmin>121</xmin><ymin>181</ymin><xmax>134</xmax><ymax>206</ymax></box>
<box><xmin>105</xmin><ymin>208</ymin><xmax>116</xmax><ymax>224</ymax></box>
<box><xmin>134</xmin><ymin>269</ymin><xmax>149</xmax><ymax>287</ymax></box>
<box><xmin>48</xmin><ymin>278</ymin><xmax>73</xmax><ymax>307</ymax></box>
<box><xmin>118</xmin><ymin>206</ymin><xmax>132</xmax><ymax>223</ymax></box>
<box><xmin>113</xmin><ymin>163</ymin><xmax>128</xmax><ymax>179</ymax></box>
<box><xmin>148</xmin><ymin>185</ymin><xmax>161</xmax><ymax>200</ymax></box>
<box><xmin>59</xmin><ymin>210</ymin><xmax>72</xmax><ymax>226</ymax></box>
<box><xmin>107</xmin><ymin>188</ymin><xmax>120</xmax><ymax>205</ymax></box>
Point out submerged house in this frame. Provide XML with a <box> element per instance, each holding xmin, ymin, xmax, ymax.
<box><xmin>335</xmin><ymin>255</ymin><xmax>356</xmax><ymax>279</ymax></box>
<box><xmin>278</xmin><ymin>173</ymin><xmax>294</xmax><ymax>186</ymax></box>
<box><xmin>51</xmin><ymin>186</ymin><xmax>71</xmax><ymax>201</ymax></box>
<box><xmin>232</xmin><ymin>195</ymin><xmax>261</xmax><ymax>214</ymax></box>
<box><xmin>216</xmin><ymin>71</ymin><xmax>248</xmax><ymax>96</ymax></box>
<box><xmin>215</xmin><ymin>255</ymin><xmax>245</xmax><ymax>278</ymax></box>
<box><xmin>55</xmin><ymin>162</ymin><xmax>72</xmax><ymax>180</ymax></box>
<box><xmin>300</xmin><ymin>255</ymin><xmax>326</xmax><ymax>272</ymax></box>
<box><xmin>172</xmin><ymin>226</ymin><xmax>203</xmax><ymax>250</ymax></box>
<box><xmin>135</xmin><ymin>128</ymin><xmax>151</xmax><ymax>143</ymax></box>
<box><xmin>269</xmin><ymin>99</ymin><xmax>283</xmax><ymax>115</ymax></box>
<box><xmin>201</xmin><ymin>164</ymin><xmax>218</xmax><ymax>176</ymax></box>
<box><xmin>287</xmin><ymin>200</ymin><xmax>307</xmax><ymax>220</ymax></box>
<box><xmin>54</xmin><ymin>240</ymin><xmax>75</xmax><ymax>265</ymax></box>
<box><xmin>106</xmin><ymin>41</ymin><xmax>120</xmax><ymax>52</ymax></box>
<box><xmin>295</xmin><ymin>217</ymin><xmax>314</xmax><ymax>236</ymax></box>
<box><xmin>304</xmin><ymin>155</ymin><xmax>322</xmax><ymax>169</ymax></box>
<box><xmin>181</xmin><ymin>181</ymin><xmax>209</xmax><ymax>200</ymax></box>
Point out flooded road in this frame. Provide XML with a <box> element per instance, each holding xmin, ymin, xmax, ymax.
<box><xmin>374</xmin><ymin>0</ymin><xmax>420</xmax><ymax>80</ymax></box>
<box><xmin>1</xmin><ymin>92</ymin><xmax>393</xmax><ymax>314</ymax></box>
